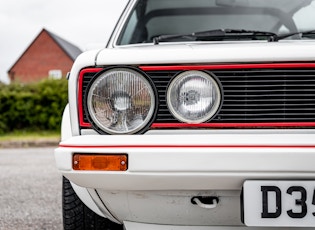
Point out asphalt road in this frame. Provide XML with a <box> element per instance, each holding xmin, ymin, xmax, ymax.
<box><xmin>0</xmin><ymin>147</ymin><xmax>63</xmax><ymax>230</ymax></box>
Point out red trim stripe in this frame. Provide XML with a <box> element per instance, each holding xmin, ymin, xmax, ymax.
<box><xmin>78</xmin><ymin>68</ymin><xmax>103</xmax><ymax>127</ymax></box>
<box><xmin>78</xmin><ymin>63</ymin><xmax>315</xmax><ymax>129</ymax></box>
<box><xmin>59</xmin><ymin>144</ymin><xmax>315</xmax><ymax>148</ymax></box>
<box><xmin>139</xmin><ymin>63</ymin><xmax>315</xmax><ymax>71</ymax></box>
<box><xmin>151</xmin><ymin>122</ymin><xmax>315</xmax><ymax>128</ymax></box>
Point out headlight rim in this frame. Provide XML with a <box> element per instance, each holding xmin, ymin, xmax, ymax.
<box><xmin>84</xmin><ymin>66</ymin><xmax>158</xmax><ymax>135</ymax></box>
<box><xmin>166</xmin><ymin>70</ymin><xmax>223</xmax><ymax>124</ymax></box>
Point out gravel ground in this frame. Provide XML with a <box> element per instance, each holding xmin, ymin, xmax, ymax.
<box><xmin>0</xmin><ymin>147</ymin><xmax>63</xmax><ymax>229</ymax></box>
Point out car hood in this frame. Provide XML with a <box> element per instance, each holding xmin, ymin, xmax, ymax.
<box><xmin>96</xmin><ymin>41</ymin><xmax>315</xmax><ymax>65</ymax></box>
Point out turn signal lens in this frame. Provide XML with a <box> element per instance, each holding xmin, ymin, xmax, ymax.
<box><xmin>73</xmin><ymin>154</ymin><xmax>128</xmax><ymax>171</ymax></box>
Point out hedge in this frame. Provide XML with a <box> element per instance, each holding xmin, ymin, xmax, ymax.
<box><xmin>0</xmin><ymin>79</ymin><xmax>68</xmax><ymax>135</ymax></box>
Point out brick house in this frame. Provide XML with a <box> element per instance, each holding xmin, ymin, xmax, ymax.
<box><xmin>8</xmin><ymin>28</ymin><xmax>82</xmax><ymax>83</ymax></box>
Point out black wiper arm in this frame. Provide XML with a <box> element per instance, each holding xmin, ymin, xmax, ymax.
<box><xmin>195</xmin><ymin>29</ymin><xmax>278</xmax><ymax>38</ymax></box>
<box><xmin>153</xmin><ymin>29</ymin><xmax>278</xmax><ymax>44</ymax></box>
<box><xmin>153</xmin><ymin>29</ymin><xmax>224</xmax><ymax>44</ymax></box>
<box><xmin>275</xmin><ymin>30</ymin><xmax>315</xmax><ymax>41</ymax></box>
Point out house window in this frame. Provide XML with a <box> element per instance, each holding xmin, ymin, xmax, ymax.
<box><xmin>49</xmin><ymin>70</ymin><xmax>62</xmax><ymax>79</ymax></box>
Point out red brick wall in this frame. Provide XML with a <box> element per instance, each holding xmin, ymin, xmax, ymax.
<box><xmin>8</xmin><ymin>30</ymin><xmax>73</xmax><ymax>83</ymax></box>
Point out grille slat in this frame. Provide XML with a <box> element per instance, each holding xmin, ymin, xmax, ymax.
<box><xmin>81</xmin><ymin>67</ymin><xmax>315</xmax><ymax>126</ymax></box>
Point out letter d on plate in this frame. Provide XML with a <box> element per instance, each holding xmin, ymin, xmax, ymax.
<box><xmin>261</xmin><ymin>186</ymin><xmax>282</xmax><ymax>218</ymax></box>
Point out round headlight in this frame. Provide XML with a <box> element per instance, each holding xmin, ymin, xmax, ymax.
<box><xmin>167</xmin><ymin>71</ymin><xmax>221</xmax><ymax>123</ymax></box>
<box><xmin>87</xmin><ymin>68</ymin><xmax>156</xmax><ymax>134</ymax></box>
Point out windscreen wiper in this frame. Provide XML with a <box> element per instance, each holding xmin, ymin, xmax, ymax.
<box><xmin>153</xmin><ymin>29</ymin><xmax>278</xmax><ymax>44</ymax></box>
<box><xmin>274</xmin><ymin>30</ymin><xmax>315</xmax><ymax>41</ymax></box>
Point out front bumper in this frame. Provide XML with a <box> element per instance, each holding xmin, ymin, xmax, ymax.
<box><xmin>55</xmin><ymin>130</ymin><xmax>315</xmax><ymax>226</ymax></box>
<box><xmin>123</xmin><ymin>221</ymin><xmax>314</xmax><ymax>230</ymax></box>
<box><xmin>55</xmin><ymin>131</ymin><xmax>315</xmax><ymax>191</ymax></box>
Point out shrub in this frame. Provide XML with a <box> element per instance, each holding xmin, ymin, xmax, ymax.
<box><xmin>0</xmin><ymin>79</ymin><xmax>68</xmax><ymax>134</ymax></box>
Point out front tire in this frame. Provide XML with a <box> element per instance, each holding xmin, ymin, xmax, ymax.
<box><xmin>62</xmin><ymin>176</ymin><xmax>123</xmax><ymax>230</ymax></box>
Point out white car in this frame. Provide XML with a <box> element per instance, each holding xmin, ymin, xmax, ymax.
<box><xmin>55</xmin><ymin>0</ymin><xmax>315</xmax><ymax>229</ymax></box>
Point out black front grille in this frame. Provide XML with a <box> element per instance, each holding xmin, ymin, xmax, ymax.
<box><xmin>81</xmin><ymin>67</ymin><xmax>315</xmax><ymax>127</ymax></box>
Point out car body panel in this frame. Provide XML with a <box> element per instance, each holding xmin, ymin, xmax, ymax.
<box><xmin>97</xmin><ymin>42</ymin><xmax>315</xmax><ymax>65</ymax></box>
<box><xmin>56</xmin><ymin>132</ymin><xmax>315</xmax><ymax>190</ymax></box>
<box><xmin>55</xmin><ymin>0</ymin><xmax>315</xmax><ymax>228</ymax></box>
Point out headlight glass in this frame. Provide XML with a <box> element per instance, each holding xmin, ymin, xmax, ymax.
<box><xmin>87</xmin><ymin>68</ymin><xmax>155</xmax><ymax>134</ymax></box>
<box><xmin>167</xmin><ymin>71</ymin><xmax>221</xmax><ymax>123</ymax></box>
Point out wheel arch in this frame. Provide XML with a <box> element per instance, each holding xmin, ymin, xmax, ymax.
<box><xmin>61</xmin><ymin>104</ymin><xmax>120</xmax><ymax>224</ymax></box>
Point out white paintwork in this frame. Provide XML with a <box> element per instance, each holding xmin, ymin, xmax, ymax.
<box><xmin>67</xmin><ymin>49</ymin><xmax>100</xmax><ymax>136</ymax></box>
<box><xmin>123</xmin><ymin>221</ymin><xmax>314</xmax><ymax>230</ymax></box>
<box><xmin>67</xmin><ymin>41</ymin><xmax>315</xmax><ymax>141</ymax></box>
<box><xmin>55</xmin><ymin>130</ymin><xmax>315</xmax><ymax>225</ymax></box>
<box><xmin>105</xmin><ymin>190</ymin><xmax>241</xmax><ymax>225</ymax></box>
<box><xmin>60</xmin><ymin>104</ymin><xmax>71</xmax><ymax>141</ymax></box>
<box><xmin>55</xmin><ymin>0</ymin><xmax>315</xmax><ymax>227</ymax></box>
<box><xmin>97</xmin><ymin>41</ymin><xmax>315</xmax><ymax>65</ymax></box>
<box><xmin>59</xmin><ymin>132</ymin><xmax>315</xmax><ymax>147</ymax></box>
<box><xmin>56</xmin><ymin>104</ymin><xmax>113</xmax><ymax>221</ymax></box>
<box><xmin>55</xmin><ymin>132</ymin><xmax>315</xmax><ymax>190</ymax></box>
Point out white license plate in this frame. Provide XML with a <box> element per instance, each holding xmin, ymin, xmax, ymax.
<box><xmin>243</xmin><ymin>180</ymin><xmax>315</xmax><ymax>227</ymax></box>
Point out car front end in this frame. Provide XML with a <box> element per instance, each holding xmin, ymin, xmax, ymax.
<box><xmin>55</xmin><ymin>0</ymin><xmax>315</xmax><ymax>229</ymax></box>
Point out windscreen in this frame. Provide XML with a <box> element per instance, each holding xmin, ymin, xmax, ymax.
<box><xmin>117</xmin><ymin>0</ymin><xmax>315</xmax><ymax>45</ymax></box>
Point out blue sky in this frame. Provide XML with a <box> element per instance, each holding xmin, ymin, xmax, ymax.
<box><xmin>0</xmin><ymin>0</ymin><xmax>128</xmax><ymax>84</ymax></box>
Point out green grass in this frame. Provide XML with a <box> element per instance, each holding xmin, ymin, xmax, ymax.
<box><xmin>0</xmin><ymin>130</ymin><xmax>60</xmax><ymax>141</ymax></box>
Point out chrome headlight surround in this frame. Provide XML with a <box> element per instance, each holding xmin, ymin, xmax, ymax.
<box><xmin>167</xmin><ymin>70</ymin><xmax>222</xmax><ymax>124</ymax></box>
<box><xmin>86</xmin><ymin>68</ymin><xmax>156</xmax><ymax>134</ymax></box>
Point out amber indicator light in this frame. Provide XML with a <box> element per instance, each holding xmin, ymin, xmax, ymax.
<box><xmin>73</xmin><ymin>154</ymin><xmax>128</xmax><ymax>171</ymax></box>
